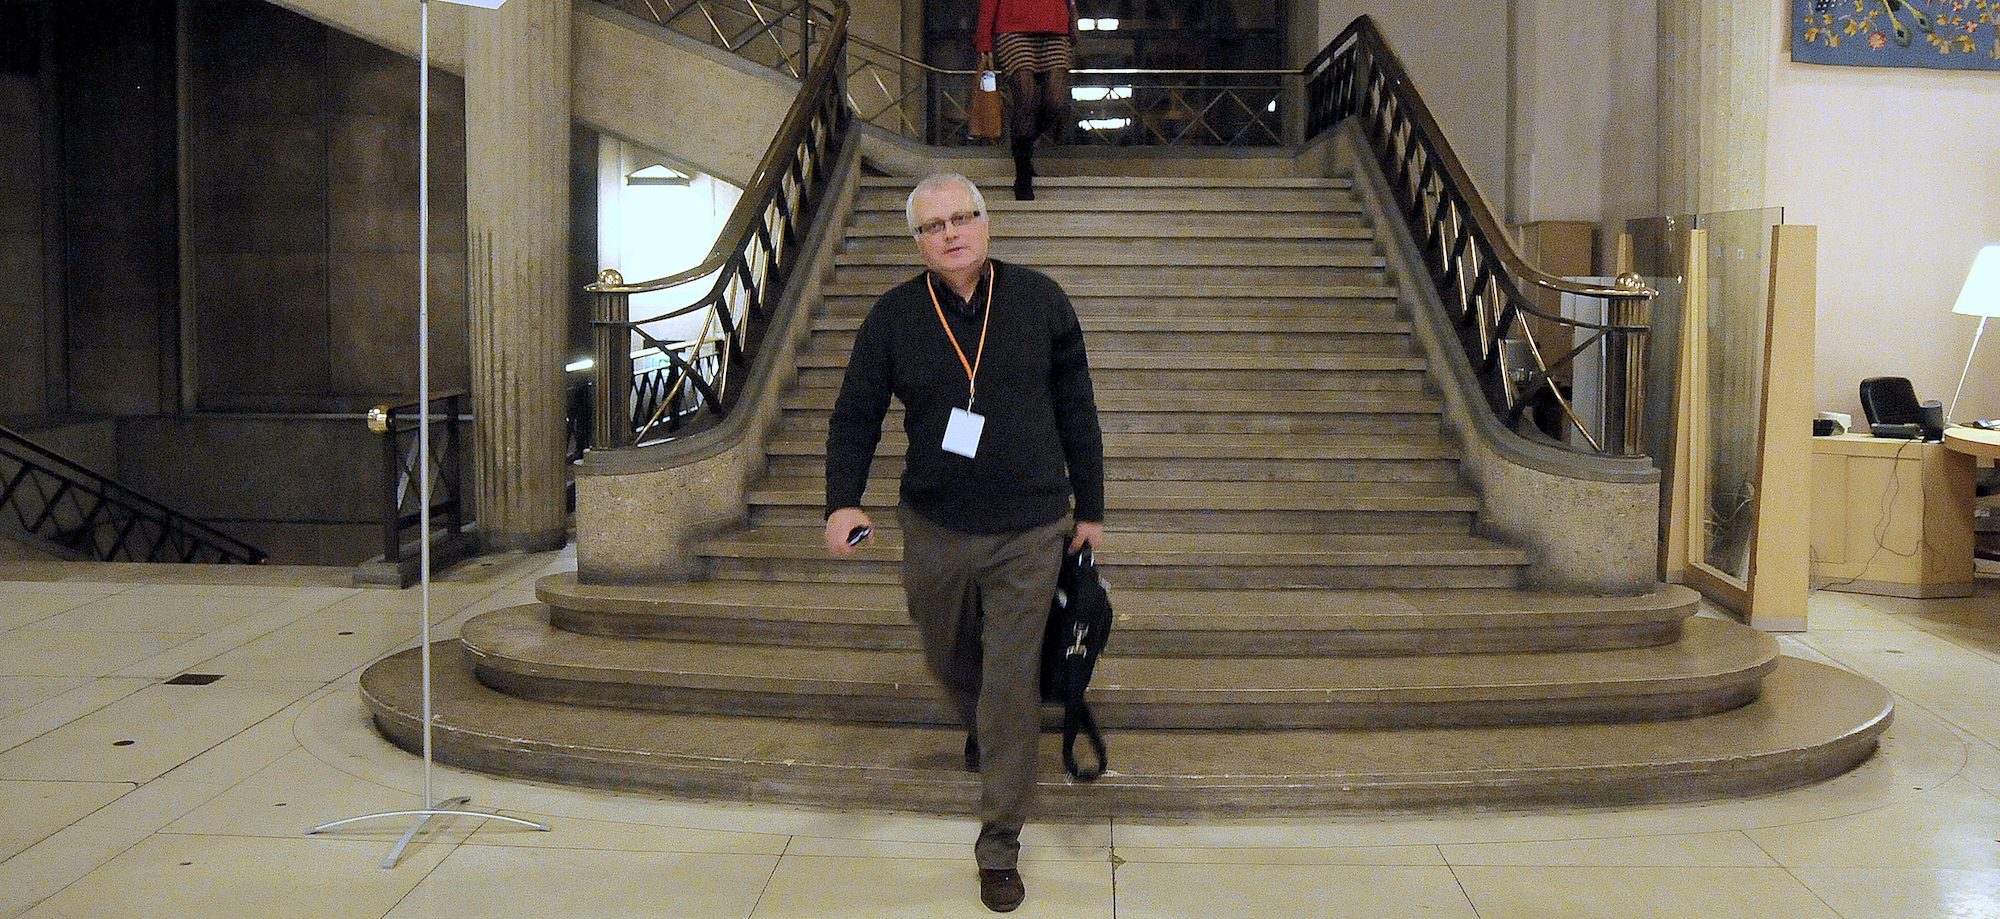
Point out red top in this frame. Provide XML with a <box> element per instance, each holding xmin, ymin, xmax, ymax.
<box><xmin>974</xmin><ymin>0</ymin><xmax>1074</xmax><ymax>53</ymax></box>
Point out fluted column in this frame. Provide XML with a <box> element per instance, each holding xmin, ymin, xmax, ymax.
<box><xmin>1656</xmin><ymin>0</ymin><xmax>1771</xmax><ymax>214</ymax></box>
<box><xmin>465</xmin><ymin>0</ymin><xmax>571</xmax><ymax>551</ymax></box>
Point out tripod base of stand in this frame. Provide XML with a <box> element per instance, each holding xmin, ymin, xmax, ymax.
<box><xmin>308</xmin><ymin>796</ymin><xmax>551</xmax><ymax>869</ymax></box>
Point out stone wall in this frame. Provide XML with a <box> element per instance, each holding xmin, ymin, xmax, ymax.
<box><xmin>0</xmin><ymin>58</ymin><xmax>45</xmax><ymax>417</ymax></box>
<box><xmin>187</xmin><ymin>0</ymin><xmax>471</xmax><ymax>413</ymax></box>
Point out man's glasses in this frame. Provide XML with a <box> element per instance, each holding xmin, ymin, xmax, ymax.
<box><xmin>913</xmin><ymin>210</ymin><xmax>984</xmax><ymax>238</ymax></box>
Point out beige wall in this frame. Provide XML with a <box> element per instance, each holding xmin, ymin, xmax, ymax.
<box><xmin>1765</xmin><ymin>6</ymin><xmax>2000</xmax><ymax>422</ymax></box>
<box><xmin>1316</xmin><ymin>0</ymin><xmax>1511</xmax><ymax>212</ymax></box>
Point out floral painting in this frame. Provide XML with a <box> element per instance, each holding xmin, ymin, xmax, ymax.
<box><xmin>1792</xmin><ymin>0</ymin><xmax>2000</xmax><ymax>70</ymax></box>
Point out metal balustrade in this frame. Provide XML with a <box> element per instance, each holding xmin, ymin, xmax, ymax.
<box><xmin>1308</xmin><ymin>17</ymin><xmax>1657</xmax><ymax>455</ymax></box>
<box><xmin>365</xmin><ymin>392</ymin><xmax>469</xmax><ymax>567</ymax></box>
<box><xmin>0</xmin><ymin>426</ymin><xmax>266</xmax><ymax>564</ymax></box>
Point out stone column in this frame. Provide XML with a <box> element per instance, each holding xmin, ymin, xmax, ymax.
<box><xmin>1656</xmin><ymin>0</ymin><xmax>1771</xmax><ymax>214</ymax></box>
<box><xmin>465</xmin><ymin>0</ymin><xmax>571</xmax><ymax>551</ymax></box>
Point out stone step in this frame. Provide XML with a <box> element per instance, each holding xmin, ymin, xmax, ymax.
<box><xmin>695</xmin><ymin>527</ymin><xmax>1527</xmax><ymax>589</ymax></box>
<box><xmin>461</xmin><ymin>608</ymin><xmax>1769</xmax><ymax>730</ymax></box>
<box><xmin>792</xmin><ymin>349</ymin><xmax>1426</xmax><ymax>372</ymax></box>
<box><xmin>820</xmin><ymin>281</ymin><xmax>1399</xmax><ymax>300</ymax></box>
<box><xmin>859</xmin><ymin>175</ymin><xmax>1358</xmax><ymax>190</ymax></box>
<box><xmin>828</xmin><ymin>263</ymin><xmax>1388</xmax><ymax>289</ymax></box>
<box><xmin>853</xmin><ymin>187</ymin><xmax>1363</xmax><ymax>212</ymax></box>
<box><xmin>845</xmin><ymin>213</ymin><xmax>1370</xmax><ymax>236</ymax></box>
<box><xmin>805</xmin><ymin>329</ymin><xmax>1413</xmax><ymax>356</ymax></box>
<box><xmin>536</xmin><ymin>574</ymin><xmax>1699</xmax><ymax>656</ymax></box>
<box><xmin>364</xmin><ymin>650</ymin><xmax>1893</xmax><ymax>816</ymax></box>
<box><xmin>793</xmin><ymin>365</ymin><xmax>1429</xmax><ymax>393</ymax></box>
<box><xmin>747</xmin><ymin>505</ymin><xmax>1475</xmax><ymax>536</ymax></box>
<box><xmin>778</xmin><ymin>388</ymin><xmax>1440</xmax><ymax>416</ymax></box>
<box><xmin>766</xmin><ymin>431</ymin><xmax>1459</xmax><ymax>461</ymax></box>
<box><xmin>809</xmin><ymin>315</ymin><xmax>1410</xmax><ymax>335</ymax></box>
<box><xmin>746</xmin><ymin>478</ymin><xmax>1478</xmax><ymax>512</ymax></box>
<box><xmin>815</xmin><ymin>296</ymin><xmax>1408</xmax><ymax>322</ymax></box>
<box><xmin>841</xmin><ymin>237</ymin><xmax>1381</xmax><ymax>260</ymax></box>
<box><xmin>832</xmin><ymin>250</ymin><xmax>1387</xmax><ymax>270</ymax></box>
<box><xmin>778</xmin><ymin>408</ymin><xmax>1446</xmax><ymax>437</ymax></box>
<box><xmin>765</xmin><ymin>453</ymin><xmax>1458</xmax><ymax>484</ymax></box>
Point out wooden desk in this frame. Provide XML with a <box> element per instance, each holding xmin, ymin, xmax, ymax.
<box><xmin>1810</xmin><ymin>434</ymin><xmax>1975</xmax><ymax>598</ymax></box>
<box><xmin>1944</xmin><ymin>426</ymin><xmax>2000</xmax><ymax>461</ymax></box>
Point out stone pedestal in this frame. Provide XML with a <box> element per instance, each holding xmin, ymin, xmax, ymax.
<box><xmin>465</xmin><ymin>0</ymin><xmax>571</xmax><ymax>551</ymax></box>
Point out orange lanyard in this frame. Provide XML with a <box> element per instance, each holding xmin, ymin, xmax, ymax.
<box><xmin>925</xmin><ymin>262</ymin><xmax>995</xmax><ymax>409</ymax></box>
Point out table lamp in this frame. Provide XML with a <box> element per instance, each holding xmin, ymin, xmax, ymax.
<box><xmin>1949</xmin><ymin>244</ymin><xmax>2000</xmax><ymax>423</ymax></box>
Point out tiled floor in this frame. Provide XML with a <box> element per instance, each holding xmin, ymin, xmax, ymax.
<box><xmin>1</xmin><ymin>551</ymin><xmax>1997</xmax><ymax>918</ymax></box>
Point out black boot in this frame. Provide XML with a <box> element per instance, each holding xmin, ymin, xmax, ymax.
<box><xmin>1010</xmin><ymin>136</ymin><xmax>1035</xmax><ymax>201</ymax></box>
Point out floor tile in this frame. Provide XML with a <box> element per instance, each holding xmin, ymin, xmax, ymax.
<box><xmin>0</xmin><ymin>824</ymin><xmax>153</xmax><ymax>919</ymax></box>
<box><xmin>782</xmin><ymin>836</ymin><xmax>1104</xmax><ymax>862</ymax></box>
<box><xmin>1799</xmin><ymin>590</ymin><xmax>1923</xmax><ymax>631</ymax></box>
<box><xmin>1113</xmin><ymin>862</ymin><xmax>1473</xmax><ymax>919</ymax></box>
<box><xmin>23</xmin><ymin>593</ymin><xmax>285</xmax><ymax>634</ymax></box>
<box><xmin>166</xmin><ymin>748</ymin><xmax>464</xmax><ymax>841</ymax></box>
<box><xmin>0</xmin><ymin>781</ymin><xmax>131</xmax><ymax>862</ymax></box>
<box><xmin>0</xmin><ymin>679</ymin><xmax>152</xmax><ymax>754</ymax></box>
<box><xmin>1449</xmin><ymin>866</ymin><xmax>1841</xmax><ymax>919</ymax></box>
<box><xmin>1440</xmin><ymin>830</ymin><xmax>1777</xmax><ymax>867</ymax></box>
<box><xmin>1745</xmin><ymin>777</ymin><xmax>2000</xmax><ymax>869</ymax></box>
<box><xmin>1790</xmin><ymin>866</ymin><xmax>2000</xmax><ymax>919</ymax></box>
<box><xmin>74</xmin><ymin>775</ymin><xmax>234</xmax><ymax>833</ymax></box>
<box><xmin>19</xmin><ymin>833</ymin><xmax>447</xmax><ymax>919</ymax></box>
<box><xmin>0</xmin><ymin>678</ymin><xmax>88</xmax><ymax>721</ymax></box>
<box><xmin>0</xmin><ymin>630</ymin><xmax>201</xmax><ymax>677</ymax></box>
<box><xmin>385</xmin><ymin>846</ymin><xmax>775</xmax><ymax>919</ymax></box>
<box><xmin>461</xmin><ymin>812</ymin><xmax>788</xmax><ymax>855</ymax></box>
<box><xmin>752</xmin><ymin>854</ymin><xmax>1111</xmax><ymax>919</ymax></box>
<box><xmin>0</xmin><ymin>679</ymin><xmax>320</xmax><ymax>783</ymax></box>
<box><xmin>189</xmin><ymin>609</ymin><xmax>429</xmax><ymax>682</ymax></box>
<box><xmin>107</xmin><ymin>588</ymin><xmax>353</xmax><ymax>680</ymax></box>
<box><xmin>0</xmin><ymin>594</ymin><xmax>97</xmax><ymax>632</ymax></box>
<box><xmin>1112</xmin><ymin>844</ymin><xmax>1445</xmax><ymax>866</ymax></box>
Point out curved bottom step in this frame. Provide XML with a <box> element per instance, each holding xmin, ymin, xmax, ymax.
<box><xmin>362</xmin><ymin>645</ymin><xmax>1891</xmax><ymax>817</ymax></box>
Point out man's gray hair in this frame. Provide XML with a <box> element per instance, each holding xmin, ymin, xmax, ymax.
<box><xmin>906</xmin><ymin>173</ymin><xmax>987</xmax><ymax>235</ymax></box>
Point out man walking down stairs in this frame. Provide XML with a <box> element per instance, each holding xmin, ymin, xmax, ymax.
<box><xmin>822</xmin><ymin>172</ymin><xmax>1106</xmax><ymax>913</ymax></box>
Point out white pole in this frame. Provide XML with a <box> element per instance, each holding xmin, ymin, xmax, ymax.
<box><xmin>1950</xmin><ymin>315</ymin><xmax>1987</xmax><ymax>424</ymax></box>
<box><xmin>308</xmin><ymin>0</ymin><xmax>547</xmax><ymax>864</ymax></box>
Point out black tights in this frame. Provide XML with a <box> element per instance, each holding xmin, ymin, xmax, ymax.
<box><xmin>1007</xmin><ymin>68</ymin><xmax>1069</xmax><ymax>143</ymax></box>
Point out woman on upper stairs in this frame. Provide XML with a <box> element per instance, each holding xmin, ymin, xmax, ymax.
<box><xmin>975</xmin><ymin>0</ymin><xmax>1077</xmax><ymax>201</ymax></box>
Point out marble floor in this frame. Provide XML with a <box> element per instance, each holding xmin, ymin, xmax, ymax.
<box><xmin>0</xmin><ymin>550</ymin><xmax>1997</xmax><ymax>919</ymax></box>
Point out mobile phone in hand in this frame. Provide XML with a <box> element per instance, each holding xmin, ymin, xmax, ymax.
<box><xmin>846</xmin><ymin>526</ymin><xmax>872</xmax><ymax>547</ymax></box>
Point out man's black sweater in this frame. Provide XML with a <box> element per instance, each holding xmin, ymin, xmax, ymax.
<box><xmin>825</xmin><ymin>260</ymin><xmax>1105</xmax><ymax>534</ymax></box>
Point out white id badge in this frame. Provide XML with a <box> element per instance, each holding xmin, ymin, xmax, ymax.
<box><xmin>942</xmin><ymin>408</ymin><xmax>985</xmax><ymax>458</ymax></box>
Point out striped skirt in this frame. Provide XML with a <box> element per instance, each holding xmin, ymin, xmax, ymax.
<box><xmin>993</xmin><ymin>32</ymin><xmax>1073</xmax><ymax>76</ymax></box>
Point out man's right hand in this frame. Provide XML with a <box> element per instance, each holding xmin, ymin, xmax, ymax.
<box><xmin>824</xmin><ymin>507</ymin><xmax>874</xmax><ymax>557</ymax></box>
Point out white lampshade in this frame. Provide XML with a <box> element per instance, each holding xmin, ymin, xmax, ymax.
<box><xmin>1953</xmin><ymin>245</ymin><xmax>2000</xmax><ymax>319</ymax></box>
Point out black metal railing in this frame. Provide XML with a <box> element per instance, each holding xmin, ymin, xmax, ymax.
<box><xmin>0</xmin><ymin>426</ymin><xmax>266</xmax><ymax>564</ymax></box>
<box><xmin>1307</xmin><ymin>17</ymin><xmax>1656</xmax><ymax>455</ymax></box>
<box><xmin>587</xmin><ymin>0</ymin><xmax>850</xmax><ymax>449</ymax></box>
<box><xmin>366</xmin><ymin>391</ymin><xmax>467</xmax><ymax>566</ymax></box>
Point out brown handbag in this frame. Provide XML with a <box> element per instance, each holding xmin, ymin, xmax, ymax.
<box><xmin>968</xmin><ymin>53</ymin><xmax>1002</xmax><ymax>140</ymax></box>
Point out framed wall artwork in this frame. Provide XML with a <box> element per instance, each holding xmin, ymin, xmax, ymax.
<box><xmin>1792</xmin><ymin>0</ymin><xmax>2000</xmax><ymax>71</ymax></box>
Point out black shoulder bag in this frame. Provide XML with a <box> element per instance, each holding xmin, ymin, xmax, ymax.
<box><xmin>1041</xmin><ymin>547</ymin><xmax>1111</xmax><ymax>781</ymax></box>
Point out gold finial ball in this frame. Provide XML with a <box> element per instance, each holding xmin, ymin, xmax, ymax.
<box><xmin>597</xmin><ymin>268</ymin><xmax>625</xmax><ymax>286</ymax></box>
<box><xmin>365</xmin><ymin>405</ymin><xmax>390</xmax><ymax>435</ymax></box>
<box><xmin>1614</xmin><ymin>271</ymin><xmax>1648</xmax><ymax>292</ymax></box>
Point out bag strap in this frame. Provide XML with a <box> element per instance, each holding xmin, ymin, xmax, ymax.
<box><xmin>1061</xmin><ymin>701</ymin><xmax>1107</xmax><ymax>782</ymax></box>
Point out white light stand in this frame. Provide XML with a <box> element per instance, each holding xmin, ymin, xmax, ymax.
<box><xmin>309</xmin><ymin>0</ymin><xmax>549</xmax><ymax>868</ymax></box>
<box><xmin>1949</xmin><ymin>245</ymin><xmax>2000</xmax><ymax>424</ymax></box>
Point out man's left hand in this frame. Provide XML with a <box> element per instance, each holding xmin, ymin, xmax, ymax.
<box><xmin>1069</xmin><ymin>521</ymin><xmax>1104</xmax><ymax>554</ymax></box>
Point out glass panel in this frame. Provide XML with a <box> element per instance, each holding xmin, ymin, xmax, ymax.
<box><xmin>1691</xmin><ymin>206</ymin><xmax>1784</xmax><ymax>581</ymax></box>
<box><xmin>1624</xmin><ymin>215</ymin><xmax>1693</xmax><ymax>468</ymax></box>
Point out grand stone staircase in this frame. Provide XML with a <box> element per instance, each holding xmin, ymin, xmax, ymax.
<box><xmin>362</xmin><ymin>170</ymin><xmax>1892</xmax><ymax>815</ymax></box>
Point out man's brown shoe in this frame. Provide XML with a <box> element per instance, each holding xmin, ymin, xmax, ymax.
<box><xmin>978</xmin><ymin>867</ymin><xmax>1024</xmax><ymax>912</ymax></box>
